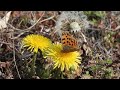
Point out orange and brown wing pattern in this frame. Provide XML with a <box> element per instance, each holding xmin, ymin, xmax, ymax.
<box><xmin>61</xmin><ymin>31</ymin><xmax>79</xmax><ymax>52</ymax></box>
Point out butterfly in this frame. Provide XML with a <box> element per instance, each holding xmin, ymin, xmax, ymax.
<box><xmin>61</xmin><ymin>31</ymin><xmax>80</xmax><ymax>53</ymax></box>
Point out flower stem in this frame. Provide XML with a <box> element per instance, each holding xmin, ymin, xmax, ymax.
<box><xmin>31</xmin><ymin>52</ymin><xmax>37</xmax><ymax>76</ymax></box>
<box><xmin>60</xmin><ymin>71</ymin><xmax>64</xmax><ymax>79</ymax></box>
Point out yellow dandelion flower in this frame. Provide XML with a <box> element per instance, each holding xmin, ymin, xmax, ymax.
<box><xmin>46</xmin><ymin>43</ymin><xmax>81</xmax><ymax>71</ymax></box>
<box><xmin>22</xmin><ymin>34</ymin><xmax>52</xmax><ymax>53</ymax></box>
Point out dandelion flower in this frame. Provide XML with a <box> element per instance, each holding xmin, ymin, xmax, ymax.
<box><xmin>46</xmin><ymin>43</ymin><xmax>81</xmax><ymax>71</ymax></box>
<box><xmin>22</xmin><ymin>34</ymin><xmax>52</xmax><ymax>53</ymax></box>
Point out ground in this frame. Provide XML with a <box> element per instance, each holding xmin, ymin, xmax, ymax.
<box><xmin>0</xmin><ymin>11</ymin><xmax>119</xmax><ymax>79</ymax></box>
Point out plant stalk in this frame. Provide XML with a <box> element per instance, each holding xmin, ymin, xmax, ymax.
<box><xmin>31</xmin><ymin>52</ymin><xmax>37</xmax><ymax>76</ymax></box>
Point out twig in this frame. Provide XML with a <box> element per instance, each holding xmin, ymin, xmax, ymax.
<box><xmin>11</xmin><ymin>31</ymin><xmax>28</xmax><ymax>39</ymax></box>
<box><xmin>9</xmin><ymin>12</ymin><xmax>45</xmax><ymax>39</ymax></box>
<box><xmin>0</xmin><ymin>41</ymin><xmax>11</xmax><ymax>45</ymax></box>
<box><xmin>52</xmin><ymin>18</ymin><xmax>56</xmax><ymax>23</ymax></box>
<box><xmin>39</xmin><ymin>13</ymin><xmax>55</xmax><ymax>23</ymax></box>
<box><xmin>12</xmin><ymin>32</ymin><xmax>21</xmax><ymax>79</ymax></box>
<box><xmin>80</xmin><ymin>31</ymin><xmax>87</xmax><ymax>43</ymax></box>
<box><xmin>10</xmin><ymin>11</ymin><xmax>56</xmax><ymax>39</ymax></box>
<box><xmin>87</xmin><ymin>27</ymin><xmax>102</xmax><ymax>31</ymax></box>
<box><xmin>8</xmin><ymin>11</ymin><xmax>45</xmax><ymax>31</ymax></box>
<box><xmin>115</xmin><ymin>25</ymin><xmax>120</xmax><ymax>31</ymax></box>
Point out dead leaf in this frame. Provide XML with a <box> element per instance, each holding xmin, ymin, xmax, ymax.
<box><xmin>0</xmin><ymin>62</ymin><xmax>6</xmax><ymax>68</ymax></box>
<box><xmin>0</xmin><ymin>61</ymin><xmax>11</xmax><ymax>68</ymax></box>
<box><xmin>98</xmin><ymin>20</ymin><xmax>105</xmax><ymax>29</ymax></box>
<box><xmin>12</xmin><ymin>11</ymin><xmax>20</xmax><ymax>18</ymax></box>
<box><xmin>81</xmin><ymin>74</ymin><xmax>93</xmax><ymax>79</ymax></box>
<box><xmin>111</xmin><ymin>22</ymin><xmax>117</xmax><ymax>29</ymax></box>
<box><xmin>73</xmin><ymin>67</ymin><xmax>82</xmax><ymax>77</ymax></box>
<box><xmin>83</xmin><ymin>44</ymin><xmax>92</xmax><ymax>56</ymax></box>
<box><xmin>0</xmin><ymin>11</ymin><xmax>11</xmax><ymax>29</ymax></box>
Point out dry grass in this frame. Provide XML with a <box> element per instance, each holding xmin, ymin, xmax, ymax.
<box><xmin>0</xmin><ymin>11</ymin><xmax>119</xmax><ymax>79</ymax></box>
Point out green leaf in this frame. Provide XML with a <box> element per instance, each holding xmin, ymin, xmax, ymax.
<box><xmin>106</xmin><ymin>59</ymin><xmax>112</xmax><ymax>64</ymax></box>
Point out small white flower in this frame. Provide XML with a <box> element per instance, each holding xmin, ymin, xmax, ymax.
<box><xmin>70</xmin><ymin>21</ymin><xmax>81</xmax><ymax>32</ymax></box>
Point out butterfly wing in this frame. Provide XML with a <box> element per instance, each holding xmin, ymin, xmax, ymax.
<box><xmin>61</xmin><ymin>31</ymin><xmax>79</xmax><ymax>52</ymax></box>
